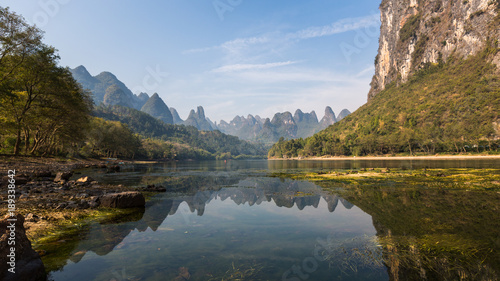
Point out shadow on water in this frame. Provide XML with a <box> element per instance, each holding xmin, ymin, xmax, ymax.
<box><xmin>42</xmin><ymin>160</ymin><xmax>500</xmax><ymax>280</ymax></box>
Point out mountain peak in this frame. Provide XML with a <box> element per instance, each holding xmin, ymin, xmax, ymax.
<box><xmin>140</xmin><ymin>93</ymin><xmax>173</xmax><ymax>124</ymax></box>
<box><xmin>72</xmin><ymin>65</ymin><xmax>91</xmax><ymax>77</ymax></box>
<box><xmin>337</xmin><ymin>109</ymin><xmax>351</xmax><ymax>121</ymax></box>
<box><xmin>294</xmin><ymin>109</ymin><xmax>304</xmax><ymax>122</ymax></box>
<box><xmin>169</xmin><ymin>107</ymin><xmax>183</xmax><ymax>124</ymax></box>
<box><xmin>196</xmin><ymin>106</ymin><xmax>206</xmax><ymax>119</ymax></box>
<box><xmin>319</xmin><ymin>106</ymin><xmax>337</xmax><ymax>130</ymax></box>
<box><xmin>324</xmin><ymin>106</ymin><xmax>334</xmax><ymax>116</ymax></box>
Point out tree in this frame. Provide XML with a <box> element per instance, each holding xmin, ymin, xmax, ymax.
<box><xmin>0</xmin><ymin>6</ymin><xmax>43</xmax><ymax>88</ymax></box>
<box><xmin>0</xmin><ymin>8</ymin><xmax>93</xmax><ymax>156</ymax></box>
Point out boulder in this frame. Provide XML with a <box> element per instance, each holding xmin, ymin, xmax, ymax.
<box><xmin>0</xmin><ymin>214</ymin><xmax>46</xmax><ymax>281</ymax></box>
<box><xmin>54</xmin><ymin>172</ymin><xmax>73</xmax><ymax>182</ymax></box>
<box><xmin>100</xmin><ymin>192</ymin><xmax>145</xmax><ymax>208</ymax></box>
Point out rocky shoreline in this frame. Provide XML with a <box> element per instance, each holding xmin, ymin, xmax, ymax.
<box><xmin>0</xmin><ymin>156</ymin><xmax>165</xmax><ymax>281</ymax></box>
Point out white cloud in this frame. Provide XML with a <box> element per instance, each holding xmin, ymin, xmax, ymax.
<box><xmin>183</xmin><ymin>14</ymin><xmax>380</xmax><ymax>56</ymax></box>
<box><xmin>287</xmin><ymin>15</ymin><xmax>380</xmax><ymax>40</ymax></box>
<box><xmin>211</xmin><ymin>61</ymin><xmax>299</xmax><ymax>73</ymax></box>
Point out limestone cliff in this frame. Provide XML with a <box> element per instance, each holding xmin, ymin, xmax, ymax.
<box><xmin>368</xmin><ymin>0</ymin><xmax>499</xmax><ymax>100</ymax></box>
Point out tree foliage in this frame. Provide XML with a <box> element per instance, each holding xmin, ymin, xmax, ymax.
<box><xmin>0</xmin><ymin>7</ymin><xmax>92</xmax><ymax>156</ymax></box>
<box><xmin>269</xmin><ymin>46</ymin><xmax>500</xmax><ymax>158</ymax></box>
<box><xmin>93</xmin><ymin>105</ymin><xmax>268</xmax><ymax>160</ymax></box>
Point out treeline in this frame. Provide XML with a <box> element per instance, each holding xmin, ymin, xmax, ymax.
<box><xmin>92</xmin><ymin>105</ymin><xmax>268</xmax><ymax>160</ymax></box>
<box><xmin>0</xmin><ymin>7</ymin><xmax>92</xmax><ymax>156</ymax></box>
<box><xmin>0</xmin><ymin>7</ymin><xmax>266</xmax><ymax>160</ymax></box>
<box><xmin>269</xmin><ymin>46</ymin><xmax>500</xmax><ymax>158</ymax></box>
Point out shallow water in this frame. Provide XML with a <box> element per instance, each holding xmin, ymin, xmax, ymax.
<box><xmin>45</xmin><ymin>159</ymin><xmax>500</xmax><ymax>281</ymax></box>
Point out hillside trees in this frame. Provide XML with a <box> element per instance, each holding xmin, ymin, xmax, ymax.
<box><xmin>269</xmin><ymin>46</ymin><xmax>500</xmax><ymax>158</ymax></box>
<box><xmin>0</xmin><ymin>6</ymin><xmax>92</xmax><ymax>156</ymax></box>
<box><xmin>82</xmin><ymin>118</ymin><xmax>141</xmax><ymax>158</ymax></box>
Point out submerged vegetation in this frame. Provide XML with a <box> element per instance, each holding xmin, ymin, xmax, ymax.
<box><xmin>31</xmin><ymin>207</ymin><xmax>143</xmax><ymax>273</ymax></box>
<box><xmin>273</xmin><ymin>168</ymin><xmax>500</xmax><ymax>191</ymax></box>
<box><xmin>273</xmin><ymin>168</ymin><xmax>500</xmax><ymax>280</ymax></box>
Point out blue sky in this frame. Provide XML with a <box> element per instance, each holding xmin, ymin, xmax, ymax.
<box><xmin>3</xmin><ymin>0</ymin><xmax>381</xmax><ymax>123</ymax></box>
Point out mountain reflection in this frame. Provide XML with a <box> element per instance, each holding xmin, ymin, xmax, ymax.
<box><xmin>48</xmin><ymin>177</ymin><xmax>351</xmax><ymax>271</ymax></box>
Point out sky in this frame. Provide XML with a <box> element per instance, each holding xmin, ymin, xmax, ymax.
<box><xmin>3</xmin><ymin>0</ymin><xmax>381</xmax><ymax>123</ymax></box>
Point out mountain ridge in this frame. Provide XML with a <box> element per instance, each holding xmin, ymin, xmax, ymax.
<box><xmin>70</xmin><ymin>65</ymin><xmax>351</xmax><ymax>144</ymax></box>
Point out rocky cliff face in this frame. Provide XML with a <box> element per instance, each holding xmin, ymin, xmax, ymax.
<box><xmin>368</xmin><ymin>0</ymin><xmax>499</xmax><ymax>100</ymax></box>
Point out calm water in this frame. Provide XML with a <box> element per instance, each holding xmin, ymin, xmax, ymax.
<box><xmin>44</xmin><ymin>160</ymin><xmax>500</xmax><ymax>281</ymax></box>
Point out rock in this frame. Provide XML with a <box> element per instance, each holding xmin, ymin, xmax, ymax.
<box><xmin>174</xmin><ymin>267</ymin><xmax>191</xmax><ymax>281</ymax></box>
<box><xmin>0</xmin><ymin>214</ymin><xmax>46</xmax><ymax>281</ymax></box>
<box><xmin>76</xmin><ymin>176</ymin><xmax>96</xmax><ymax>184</ymax></box>
<box><xmin>88</xmin><ymin>201</ymin><xmax>100</xmax><ymax>208</ymax></box>
<box><xmin>65</xmin><ymin>201</ymin><xmax>79</xmax><ymax>209</ymax></box>
<box><xmin>25</xmin><ymin>213</ymin><xmax>40</xmax><ymax>223</ymax></box>
<box><xmin>100</xmin><ymin>192</ymin><xmax>145</xmax><ymax>208</ymax></box>
<box><xmin>54</xmin><ymin>172</ymin><xmax>73</xmax><ymax>183</ymax></box>
<box><xmin>78</xmin><ymin>200</ymin><xmax>89</xmax><ymax>209</ymax></box>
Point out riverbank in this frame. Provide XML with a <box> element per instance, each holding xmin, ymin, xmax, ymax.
<box><xmin>269</xmin><ymin>154</ymin><xmax>500</xmax><ymax>161</ymax></box>
<box><xmin>0</xmin><ymin>156</ymin><xmax>161</xmax><ymax>241</ymax></box>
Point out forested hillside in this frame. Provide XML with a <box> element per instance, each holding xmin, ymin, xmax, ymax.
<box><xmin>93</xmin><ymin>105</ymin><xmax>267</xmax><ymax>160</ymax></box>
<box><xmin>269</xmin><ymin>46</ymin><xmax>500</xmax><ymax>158</ymax></box>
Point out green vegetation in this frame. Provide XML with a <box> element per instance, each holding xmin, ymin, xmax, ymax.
<box><xmin>269</xmin><ymin>45</ymin><xmax>500</xmax><ymax>158</ymax></box>
<box><xmin>31</xmin><ymin>208</ymin><xmax>144</xmax><ymax>273</ymax></box>
<box><xmin>272</xmin><ymin>168</ymin><xmax>500</xmax><ymax>191</ymax></box>
<box><xmin>92</xmin><ymin>105</ymin><xmax>267</xmax><ymax>160</ymax></box>
<box><xmin>0</xmin><ymin>7</ymin><xmax>92</xmax><ymax>156</ymax></box>
<box><xmin>411</xmin><ymin>35</ymin><xmax>429</xmax><ymax>66</ymax></box>
<box><xmin>399</xmin><ymin>14</ymin><xmax>421</xmax><ymax>42</ymax></box>
<box><xmin>273</xmin><ymin>168</ymin><xmax>500</xmax><ymax>280</ymax></box>
<box><xmin>80</xmin><ymin>117</ymin><xmax>142</xmax><ymax>159</ymax></box>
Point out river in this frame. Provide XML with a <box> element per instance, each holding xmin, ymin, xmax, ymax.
<box><xmin>43</xmin><ymin>159</ymin><xmax>500</xmax><ymax>281</ymax></box>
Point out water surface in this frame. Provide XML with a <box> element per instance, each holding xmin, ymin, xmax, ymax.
<box><xmin>44</xmin><ymin>160</ymin><xmax>500</xmax><ymax>280</ymax></box>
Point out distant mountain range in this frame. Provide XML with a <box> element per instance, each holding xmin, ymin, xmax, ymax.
<box><xmin>70</xmin><ymin>65</ymin><xmax>350</xmax><ymax>143</ymax></box>
<box><xmin>217</xmin><ymin>107</ymin><xmax>351</xmax><ymax>143</ymax></box>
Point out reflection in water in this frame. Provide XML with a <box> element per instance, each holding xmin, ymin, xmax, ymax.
<box><xmin>46</xmin><ymin>176</ymin><xmax>376</xmax><ymax>281</ymax></box>
<box><xmin>61</xmin><ymin>177</ymin><xmax>347</xmax><ymax>259</ymax></box>
<box><xmin>335</xmin><ymin>185</ymin><xmax>500</xmax><ymax>281</ymax></box>
<box><xmin>44</xmin><ymin>160</ymin><xmax>500</xmax><ymax>281</ymax></box>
